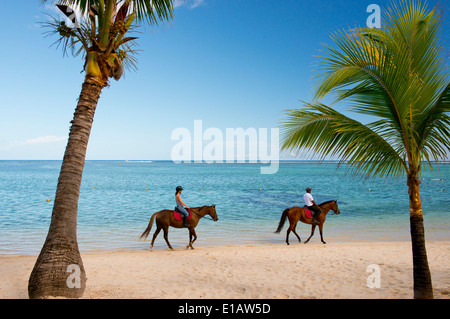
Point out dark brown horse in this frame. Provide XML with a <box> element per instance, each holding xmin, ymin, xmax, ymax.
<box><xmin>275</xmin><ymin>200</ymin><xmax>340</xmax><ymax>245</ymax></box>
<box><xmin>140</xmin><ymin>205</ymin><xmax>218</xmax><ymax>251</ymax></box>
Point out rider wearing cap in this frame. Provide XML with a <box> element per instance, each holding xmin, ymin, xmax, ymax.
<box><xmin>175</xmin><ymin>186</ymin><xmax>190</xmax><ymax>227</ymax></box>
<box><xmin>304</xmin><ymin>187</ymin><xmax>322</xmax><ymax>225</ymax></box>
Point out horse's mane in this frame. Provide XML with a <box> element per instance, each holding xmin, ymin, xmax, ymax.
<box><xmin>319</xmin><ymin>200</ymin><xmax>336</xmax><ymax>206</ymax></box>
<box><xmin>190</xmin><ymin>205</ymin><xmax>212</xmax><ymax>210</ymax></box>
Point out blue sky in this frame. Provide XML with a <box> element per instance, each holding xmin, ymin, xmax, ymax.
<box><xmin>0</xmin><ymin>0</ymin><xmax>448</xmax><ymax>160</ymax></box>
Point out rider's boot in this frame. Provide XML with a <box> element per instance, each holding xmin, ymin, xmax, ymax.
<box><xmin>183</xmin><ymin>215</ymin><xmax>190</xmax><ymax>228</ymax></box>
<box><xmin>312</xmin><ymin>212</ymin><xmax>321</xmax><ymax>225</ymax></box>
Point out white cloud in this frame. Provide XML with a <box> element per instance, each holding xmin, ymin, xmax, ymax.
<box><xmin>25</xmin><ymin>136</ymin><xmax>67</xmax><ymax>144</ymax></box>
<box><xmin>174</xmin><ymin>0</ymin><xmax>206</xmax><ymax>9</ymax></box>
<box><xmin>0</xmin><ymin>136</ymin><xmax>67</xmax><ymax>151</ymax></box>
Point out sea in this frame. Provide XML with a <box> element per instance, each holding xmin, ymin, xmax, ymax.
<box><xmin>0</xmin><ymin>160</ymin><xmax>448</xmax><ymax>255</ymax></box>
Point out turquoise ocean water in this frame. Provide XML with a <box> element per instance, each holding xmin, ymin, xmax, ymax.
<box><xmin>0</xmin><ymin>160</ymin><xmax>448</xmax><ymax>255</ymax></box>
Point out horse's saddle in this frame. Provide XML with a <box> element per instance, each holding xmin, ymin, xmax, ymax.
<box><xmin>173</xmin><ymin>207</ymin><xmax>192</xmax><ymax>221</ymax></box>
<box><xmin>303</xmin><ymin>206</ymin><xmax>314</xmax><ymax>219</ymax></box>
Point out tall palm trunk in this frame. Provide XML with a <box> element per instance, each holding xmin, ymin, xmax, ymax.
<box><xmin>28</xmin><ymin>76</ymin><xmax>104</xmax><ymax>299</ymax></box>
<box><xmin>407</xmin><ymin>167</ymin><xmax>433</xmax><ymax>299</ymax></box>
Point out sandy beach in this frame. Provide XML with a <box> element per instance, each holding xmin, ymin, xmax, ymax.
<box><xmin>1</xmin><ymin>241</ymin><xmax>449</xmax><ymax>299</ymax></box>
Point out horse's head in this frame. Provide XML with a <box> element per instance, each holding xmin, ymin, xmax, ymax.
<box><xmin>331</xmin><ymin>200</ymin><xmax>340</xmax><ymax>215</ymax></box>
<box><xmin>209</xmin><ymin>204</ymin><xmax>219</xmax><ymax>221</ymax></box>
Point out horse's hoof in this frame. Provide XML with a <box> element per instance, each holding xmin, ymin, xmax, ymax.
<box><xmin>322</xmin><ymin>242</ymin><xmax>327</xmax><ymax>245</ymax></box>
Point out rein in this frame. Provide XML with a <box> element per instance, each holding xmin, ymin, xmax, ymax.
<box><xmin>319</xmin><ymin>200</ymin><xmax>338</xmax><ymax>215</ymax></box>
<box><xmin>190</xmin><ymin>207</ymin><xmax>215</xmax><ymax>221</ymax></box>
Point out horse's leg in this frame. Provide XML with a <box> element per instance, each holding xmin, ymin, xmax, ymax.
<box><xmin>304</xmin><ymin>224</ymin><xmax>316</xmax><ymax>244</ymax></box>
<box><xmin>162</xmin><ymin>226</ymin><xmax>173</xmax><ymax>250</ymax></box>
<box><xmin>189</xmin><ymin>229</ymin><xmax>198</xmax><ymax>250</ymax></box>
<box><xmin>150</xmin><ymin>225</ymin><xmax>162</xmax><ymax>252</ymax></box>
<box><xmin>186</xmin><ymin>229</ymin><xmax>193</xmax><ymax>250</ymax></box>
<box><xmin>285</xmin><ymin>227</ymin><xmax>291</xmax><ymax>245</ymax></box>
<box><xmin>292</xmin><ymin>223</ymin><xmax>301</xmax><ymax>243</ymax></box>
<box><xmin>319</xmin><ymin>223</ymin><xmax>326</xmax><ymax>244</ymax></box>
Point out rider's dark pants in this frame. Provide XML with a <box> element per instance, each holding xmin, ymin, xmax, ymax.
<box><xmin>307</xmin><ymin>205</ymin><xmax>321</xmax><ymax>217</ymax></box>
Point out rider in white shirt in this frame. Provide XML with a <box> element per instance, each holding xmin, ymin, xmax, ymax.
<box><xmin>304</xmin><ymin>187</ymin><xmax>321</xmax><ymax>225</ymax></box>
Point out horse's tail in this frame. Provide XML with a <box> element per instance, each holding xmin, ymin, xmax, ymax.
<box><xmin>274</xmin><ymin>208</ymin><xmax>289</xmax><ymax>233</ymax></box>
<box><xmin>140</xmin><ymin>212</ymin><xmax>158</xmax><ymax>240</ymax></box>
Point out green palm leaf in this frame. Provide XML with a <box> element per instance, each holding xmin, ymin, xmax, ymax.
<box><xmin>41</xmin><ymin>0</ymin><xmax>173</xmax><ymax>25</ymax></box>
<box><xmin>41</xmin><ymin>0</ymin><xmax>174</xmax><ymax>82</ymax></box>
<box><xmin>281</xmin><ymin>102</ymin><xmax>407</xmax><ymax>177</ymax></box>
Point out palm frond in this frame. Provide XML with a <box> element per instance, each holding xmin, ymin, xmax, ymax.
<box><xmin>418</xmin><ymin>83</ymin><xmax>450</xmax><ymax>165</ymax></box>
<box><xmin>42</xmin><ymin>14</ymin><xmax>87</xmax><ymax>57</ymax></box>
<box><xmin>313</xmin><ymin>26</ymin><xmax>416</xmax><ymax>161</ymax></box>
<box><xmin>41</xmin><ymin>1</ymin><xmax>144</xmax><ymax>80</ymax></box>
<box><xmin>133</xmin><ymin>0</ymin><xmax>174</xmax><ymax>25</ymax></box>
<box><xmin>41</xmin><ymin>0</ymin><xmax>174</xmax><ymax>25</ymax></box>
<box><xmin>280</xmin><ymin>102</ymin><xmax>408</xmax><ymax>177</ymax></box>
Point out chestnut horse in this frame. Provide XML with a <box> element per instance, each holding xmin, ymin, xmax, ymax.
<box><xmin>275</xmin><ymin>200</ymin><xmax>340</xmax><ymax>245</ymax></box>
<box><xmin>140</xmin><ymin>205</ymin><xmax>218</xmax><ymax>251</ymax></box>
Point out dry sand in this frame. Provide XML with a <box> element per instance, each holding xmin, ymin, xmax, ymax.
<box><xmin>1</xmin><ymin>241</ymin><xmax>449</xmax><ymax>299</ymax></box>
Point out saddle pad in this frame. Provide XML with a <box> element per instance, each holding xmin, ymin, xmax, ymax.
<box><xmin>304</xmin><ymin>208</ymin><xmax>313</xmax><ymax>219</ymax></box>
<box><xmin>174</xmin><ymin>209</ymin><xmax>192</xmax><ymax>221</ymax></box>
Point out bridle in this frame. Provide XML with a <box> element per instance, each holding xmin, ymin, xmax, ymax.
<box><xmin>321</xmin><ymin>200</ymin><xmax>339</xmax><ymax>215</ymax></box>
<box><xmin>190</xmin><ymin>206</ymin><xmax>217</xmax><ymax>221</ymax></box>
<box><xmin>331</xmin><ymin>200</ymin><xmax>340</xmax><ymax>215</ymax></box>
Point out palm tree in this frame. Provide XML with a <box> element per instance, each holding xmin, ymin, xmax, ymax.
<box><xmin>280</xmin><ymin>0</ymin><xmax>449</xmax><ymax>299</ymax></box>
<box><xmin>28</xmin><ymin>0</ymin><xmax>174</xmax><ymax>299</ymax></box>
